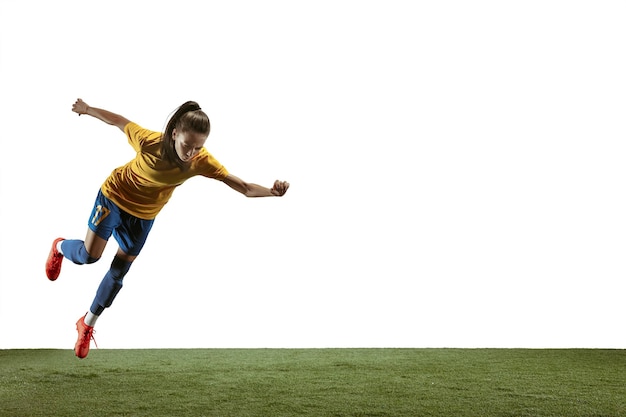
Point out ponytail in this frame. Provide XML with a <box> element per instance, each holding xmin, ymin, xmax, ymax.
<box><xmin>161</xmin><ymin>101</ymin><xmax>210</xmax><ymax>170</ymax></box>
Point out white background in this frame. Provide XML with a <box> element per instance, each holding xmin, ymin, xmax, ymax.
<box><xmin>1</xmin><ymin>1</ymin><xmax>625</xmax><ymax>349</ymax></box>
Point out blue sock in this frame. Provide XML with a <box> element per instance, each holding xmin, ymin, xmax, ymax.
<box><xmin>90</xmin><ymin>256</ymin><xmax>133</xmax><ymax>315</ymax></box>
<box><xmin>61</xmin><ymin>240</ymin><xmax>100</xmax><ymax>265</ymax></box>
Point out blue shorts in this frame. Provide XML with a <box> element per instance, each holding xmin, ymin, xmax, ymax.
<box><xmin>87</xmin><ymin>190</ymin><xmax>155</xmax><ymax>256</ymax></box>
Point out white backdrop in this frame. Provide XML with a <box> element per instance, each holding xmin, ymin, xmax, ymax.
<box><xmin>1</xmin><ymin>0</ymin><xmax>625</xmax><ymax>349</ymax></box>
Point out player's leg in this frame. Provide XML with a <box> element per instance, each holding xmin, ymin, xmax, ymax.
<box><xmin>60</xmin><ymin>230</ymin><xmax>108</xmax><ymax>263</ymax></box>
<box><xmin>46</xmin><ymin>190</ymin><xmax>117</xmax><ymax>280</ymax></box>
<box><xmin>46</xmin><ymin>233</ymin><xmax>104</xmax><ymax>281</ymax></box>
<box><xmin>75</xmin><ymin>213</ymin><xmax>154</xmax><ymax>358</ymax></box>
<box><xmin>88</xmin><ymin>249</ymin><xmax>136</xmax><ymax>320</ymax></box>
<box><xmin>86</xmin><ymin>214</ymin><xmax>154</xmax><ymax>323</ymax></box>
<box><xmin>75</xmin><ymin>248</ymin><xmax>135</xmax><ymax>359</ymax></box>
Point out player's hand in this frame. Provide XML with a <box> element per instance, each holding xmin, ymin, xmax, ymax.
<box><xmin>72</xmin><ymin>98</ymin><xmax>90</xmax><ymax>116</ymax></box>
<box><xmin>271</xmin><ymin>180</ymin><xmax>289</xmax><ymax>196</ymax></box>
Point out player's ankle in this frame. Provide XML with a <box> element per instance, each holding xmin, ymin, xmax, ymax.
<box><xmin>56</xmin><ymin>240</ymin><xmax>65</xmax><ymax>255</ymax></box>
<box><xmin>85</xmin><ymin>311</ymin><xmax>99</xmax><ymax>327</ymax></box>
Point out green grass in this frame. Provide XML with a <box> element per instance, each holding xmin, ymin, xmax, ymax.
<box><xmin>0</xmin><ymin>349</ymin><xmax>624</xmax><ymax>417</ymax></box>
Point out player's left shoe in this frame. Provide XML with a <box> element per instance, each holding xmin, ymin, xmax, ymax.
<box><xmin>75</xmin><ymin>314</ymin><xmax>97</xmax><ymax>359</ymax></box>
<box><xmin>45</xmin><ymin>237</ymin><xmax>65</xmax><ymax>281</ymax></box>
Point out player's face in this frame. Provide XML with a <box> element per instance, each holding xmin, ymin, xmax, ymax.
<box><xmin>172</xmin><ymin>129</ymin><xmax>208</xmax><ymax>162</ymax></box>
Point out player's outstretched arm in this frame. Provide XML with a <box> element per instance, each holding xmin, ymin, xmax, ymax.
<box><xmin>223</xmin><ymin>174</ymin><xmax>289</xmax><ymax>197</ymax></box>
<box><xmin>72</xmin><ymin>98</ymin><xmax>131</xmax><ymax>131</ymax></box>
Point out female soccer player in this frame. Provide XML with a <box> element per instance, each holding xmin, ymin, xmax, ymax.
<box><xmin>45</xmin><ymin>98</ymin><xmax>289</xmax><ymax>358</ymax></box>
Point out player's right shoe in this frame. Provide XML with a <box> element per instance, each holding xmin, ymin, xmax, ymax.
<box><xmin>45</xmin><ymin>238</ymin><xmax>65</xmax><ymax>281</ymax></box>
<box><xmin>75</xmin><ymin>315</ymin><xmax>97</xmax><ymax>359</ymax></box>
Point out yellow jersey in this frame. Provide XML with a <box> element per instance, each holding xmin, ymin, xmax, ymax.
<box><xmin>100</xmin><ymin>122</ymin><xmax>229</xmax><ymax>219</ymax></box>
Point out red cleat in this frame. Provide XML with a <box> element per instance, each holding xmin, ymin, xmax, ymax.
<box><xmin>45</xmin><ymin>238</ymin><xmax>65</xmax><ymax>281</ymax></box>
<box><xmin>75</xmin><ymin>315</ymin><xmax>97</xmax><ymax>359</ymax></box>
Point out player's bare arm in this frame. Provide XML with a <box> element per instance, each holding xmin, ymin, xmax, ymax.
<box><xmin>72</xmin><ymin>98</ymin><xmax>131</xmax><ymax>131</ymax></box>
<box><xmin>223</xmin><ymin>174</ymin><xmax>289</xmax><ymax>197</ymax></box>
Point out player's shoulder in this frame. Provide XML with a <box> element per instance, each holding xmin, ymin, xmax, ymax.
<box><xmin>193</xmin><ymin>148</ymin><xmax>228</xmax><ymax>179</ymax></box>
<box><xmin>126</xmin><ymin>122</ymin><xmax>162</xmax><ymax>143</ymax></box>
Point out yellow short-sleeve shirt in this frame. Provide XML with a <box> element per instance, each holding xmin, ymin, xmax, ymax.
<box><xmin>100</xmin><ymin>122</ymin><xmax>229</xmax><ymax>219</ymax></box>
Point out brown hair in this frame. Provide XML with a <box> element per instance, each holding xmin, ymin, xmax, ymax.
<box><xmin>161</xmin><ymin>101</ymin><xmax>210</xmax><ymax>170</ymax></box>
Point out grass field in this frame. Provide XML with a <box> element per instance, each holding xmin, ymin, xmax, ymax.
<box><xmin>0</xmin><ymin>348</ymin><xmax>624</xmax><ymax>417</ymax></box>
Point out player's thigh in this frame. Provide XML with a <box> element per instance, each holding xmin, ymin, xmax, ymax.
<box><xmin>84</xmin><ymin>229</ymin><xmax>108</xmax><ymax>259</ymax></box>
<box><xmin>115</xmin><ymin>247</ymin><xmax>137</xmax><ymax>262</ymax></box>
<box><xmin>113</xmin><ymin>214</ymin><xmax>154</xmax><ymax>259</ymax></box>
<box><xmin>84</xmin><ymin>190</ymin><xmax>122</xmax><ymax>259</ymax></box>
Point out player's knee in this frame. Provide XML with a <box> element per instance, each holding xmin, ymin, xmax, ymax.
<box><xmin>86</xmin><ymin>256</ymin><xmax>100</xmax><ymax>264</ymax></box>
<box><xmin>77</xmin><ymin>253</ymin><xmax>99</xmax><ymax>265</ymax></box>
<box><xmin>109</xmin><ymin>255</ymin><xmax>133</xmax><ymax>280</ymax></box>
<box><xmin>64</xmin><ymin>240</ymin><xmax>102</xmax><ymax>265</ymax></box>
<box><xmin>78</xmin><ymin>245</ymin><xmax>100</xmax><ymax>265</ymax></box>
